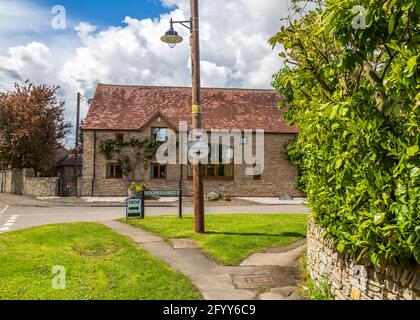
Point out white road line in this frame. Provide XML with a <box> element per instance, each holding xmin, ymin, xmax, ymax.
<box><xmin>0</xmin><ymin>213</ymin><xmax>18</xmax><ymax>233</ymax></box>
<box><xmin>13</xmin><ymin>212</ymin><xmax>120</xmax><ymax>217</ymax></box>
<box><xmin>0</xmin><ymin>205</ymin><xmax>10</xmax><ymax>215</ymax></box>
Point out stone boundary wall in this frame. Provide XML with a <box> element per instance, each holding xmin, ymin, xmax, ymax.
<box><xmin>23</xmin><ymin>177</ymin><xmax>59</xmax><ymax>197</ymax></box>
<box><xmin>0</xmin><ymin>168</ymin><xmax>58</xmax><ymax>197</ymax></box>
<box><xmin>307</xmin><ymin>218</ymin><xmax>419</xmax><ymax>300</ymax></box>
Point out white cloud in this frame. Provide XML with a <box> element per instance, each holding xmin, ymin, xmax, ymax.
<box><xmin>0</xmin><ymin>0</ymin><xmax>292</xmax><ymax>146</ymax></box>
<box><xmin>0</xmin><ymin>0</ymin><xmax>49</xmax><ymax>33</ymax></box>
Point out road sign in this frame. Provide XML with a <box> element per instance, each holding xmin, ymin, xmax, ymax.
<box><xmin>188</xmin><ymin>141</ymin><xmax>209</xmax><ymax>162</ymax></box>
<box><xmin>126</xmin><ymin>197</ymin><xmax>143</xmax><ymax>219</ymax></box>
<box><xmin>141</xmin><ymin>190</ymin><xmax>183</xmax><ymax>218</ymax></box>
<box><xmin>144</xmin><ymin>190</ymin><xmax>181</xmax><ymax>197</ymax></box>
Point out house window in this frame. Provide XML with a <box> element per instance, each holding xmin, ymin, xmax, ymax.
<box><xmin>151</xmin><ymin>163</ymin><xmax>167</xmax><ymax>179</ymax></box>
<box><xmin>106</xmin><ymin>163</ymin><xmax>123</xmax><ymax>179</ymax></box>
<box><xmin>253</xmin><ymin>164</ymin><xmax>263</xmax><ymax>181</ymax></box>
<box><xmin>115</xmin><ymin>133</ymin><xmax>124</xmax><ymax>142</ymax></box>
<box><xmin>188</xmin><ymin>144</ymin><xmax>234</xmax><ymax>180</ymax></box>
<box><xmin>152</xmin><ymin>127</ymin><xmax>168</xmax><ymax>142</ymax></box>
<box><xmin>188</xmin><ymin>164</ymin><xmax>234</xmax><ymax>180</ymax></box>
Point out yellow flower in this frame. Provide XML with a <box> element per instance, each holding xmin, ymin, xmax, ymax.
<box><xmin>129</xmin><ymin>181</ymin><xmax>146</xmax><ymax>192</ymax></box>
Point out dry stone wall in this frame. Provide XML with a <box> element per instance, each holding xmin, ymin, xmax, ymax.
<box><xmin>0</xmin><ymin>168</ymin><xmax>58</xmax><ymax>197</ymax></box>
<box><xmin>307</xmin><ymin>218</ymin><xmax>419</xmax><ymax>300</ymax></box>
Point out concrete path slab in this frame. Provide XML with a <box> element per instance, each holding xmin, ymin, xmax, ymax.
<box><xmin>171</xmin><ymin>239</ymin><xmax>198</xmax><ymax>249</ymax></box>
<box><xmin>241</xmin><ymin>243</ymin><xmax>307</xmax><ymax>267</ymax></box>
<box><xmin>102</xmin><ymin>220</ymin><xmax>257</xmax><ymax>300</ymax></box>
<box><xmin>259</xmin><ymin>286</ymin><xmax>301</xmax><ymax>300</ymax></box>
<box><xmin>102</xmin><ymin>221</ymin><xmax>306</xmax><ymax>300</ymax></box>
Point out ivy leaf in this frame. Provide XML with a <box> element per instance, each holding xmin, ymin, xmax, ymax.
<box><xmin>374</xmin><ymin>212</ymin><xmax>386</xmax><ymax>225</ymax></box>
<box><xmin>388</xmin><ymin>14</ymin><xmax>396</xmax><ymax>35</ymax></box>
<box><xmin>410</xmin><ymin>167</ymin><xmax>420</xmax><ymax>178</ymax></box>
<box><xmin>335</xmin><ymin>158</ymin><xmax>343</xmax><ymax>170</ymax></box>
<box><xmin>407</xmin><ymin>145</ymin><xmax>419</xmax><ymax>156</ymax></box>
<box><xmin>406</xmin><ymin>55</ymin><xmax>418</xmax><ymax>73</ymax></box>
<box><xmin>385</xmin><ymin>41</ymin><xmax>401</xmax><ymax>53</ymax></box>
<box><xmin>337</xmin><ymin>242</ymin><xmax>346</xmax><ymax>253</ymax></box>
<box><xmin>370</xmin><ymin>251</ymin><xmax>380</xmax><ymax>265</ymax></box>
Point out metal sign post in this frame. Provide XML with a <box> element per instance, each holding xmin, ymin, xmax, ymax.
<box><xmin>141</xmin><ymin>190</ymin><xmax>183</xmax><ymax>219</ymax></box>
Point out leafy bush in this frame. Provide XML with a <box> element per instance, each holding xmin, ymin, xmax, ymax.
<box><xmin>271</xmin><ymin>0</ymin><xmax>419</xmax><ymax>266</ymax></box>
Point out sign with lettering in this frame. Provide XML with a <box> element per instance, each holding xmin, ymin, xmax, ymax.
<box><xmin>126</xmin><ymin>197</ymin><xmax>142</xmax><ymax>219</ymax></box>
<box><xmin>144</xmin><ymin>190</ymin><xmax>181</xmax><ymax>198</ymax></box>
<box><xmin>133</xmin><ymin>190</ymin><xmax>183</xmax><ymax>219</ymax></box>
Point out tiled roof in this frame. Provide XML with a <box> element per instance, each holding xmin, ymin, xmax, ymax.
<box><xmin>55</xmin><ymin>154</ymin><xmax>83</xmax><ymax>167</ymax></box>
<box><xmin>82</xmin><ymin>84</ymin><xmax>298</xmax><ymax>133</ymax></box>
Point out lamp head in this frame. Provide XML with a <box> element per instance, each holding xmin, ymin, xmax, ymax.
<box><xmin>161</xmin><ymin>19</ymin><xmax>183</xmax><ymax>48</ymax></box>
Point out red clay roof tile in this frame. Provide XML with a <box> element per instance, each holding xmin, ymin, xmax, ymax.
<box><xmin>82</xmin><ymin>84</ymin><xmax>298</xmax><ymax>133</ymax></box>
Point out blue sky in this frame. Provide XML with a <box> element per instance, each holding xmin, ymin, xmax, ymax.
<box><xmin>0</xmin><ymin>0</ymin><xmax>289</xmax><ymax>147</ymax></box>
<box><xmin>36</xmin><ymin>0</ymin><xmax>171</xmax><ymax>27</ymax></box>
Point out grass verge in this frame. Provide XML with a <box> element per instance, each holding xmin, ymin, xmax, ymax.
<box><xmin>0</xmin><ymin>222</ymin><xmax>202</xmax><ymax>300</ymax></box>
<box><xmin>123</xmin><ymin>214</ymin><xmax>307</xmax><ymax>265</ymax></box>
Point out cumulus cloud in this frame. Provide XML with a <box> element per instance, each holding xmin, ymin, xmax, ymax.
<box><xmin>57</xmin><ymin>0</ymin><xmax>289</xmax><ymax>93</ymax></box>
<box><xmin>0</xmin><ymin>0</ymin><xmax>292</xmax><ymax>146</ymax></box>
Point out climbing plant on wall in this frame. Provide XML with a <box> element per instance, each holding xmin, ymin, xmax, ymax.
<box><xmin>99</xmin><ymin>138</ymin><xmax>161</xmax><ymax>180</ymax></box>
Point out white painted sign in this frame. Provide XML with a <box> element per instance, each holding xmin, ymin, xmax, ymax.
<box><xmin>126</xmin><ymin>198</ymin><xmax>142</xmax><ymax>218</ymax></box>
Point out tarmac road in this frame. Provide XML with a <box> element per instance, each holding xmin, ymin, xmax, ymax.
<box><xmin>0</xmin><ymin>202</ymin><xmax>309</xmax><ymax>233</ymax></box>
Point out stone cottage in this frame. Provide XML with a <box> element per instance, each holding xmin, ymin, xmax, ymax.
<box><xmin>81</xmin><ymin>84</ymin><xmax>301</xmax><ymax>197</ymax></box>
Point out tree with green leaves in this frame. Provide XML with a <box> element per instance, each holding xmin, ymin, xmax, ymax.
<box><xmin>270</xmin><ymin>0</ymin><xmax>419</xmax><ymax>266</ymax></box>
<box><xmin>0</xmin><ymin>81</ymin><xmax>71</xmax><ymax>174</ymax></box>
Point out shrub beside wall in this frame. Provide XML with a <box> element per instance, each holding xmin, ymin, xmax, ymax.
<box><xmin>307</xmin><ymin>218</ymin><xmax>420</xmax><ymax>300</ymax></box>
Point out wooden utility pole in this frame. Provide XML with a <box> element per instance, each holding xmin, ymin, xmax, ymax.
<box><xmin>190</xmin><ymin>0</ymin><xmax>205</xmax><ymax>233</ymax></box>
<box><xmin>75</xmin><ymin>92</ymin><xmax>81</xmax><ymax>197</ymax></box>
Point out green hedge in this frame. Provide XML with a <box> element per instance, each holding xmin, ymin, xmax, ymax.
<box><xmin>270</xmin><ymin>0</ymin><xmax>419</xmax><ymax>266</ymax></box>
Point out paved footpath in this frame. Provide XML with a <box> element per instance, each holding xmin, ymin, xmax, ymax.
<box><xmin>102</xmin><ymin>220</ymin><xmax>307</xmax><ymax>300</ymax></box>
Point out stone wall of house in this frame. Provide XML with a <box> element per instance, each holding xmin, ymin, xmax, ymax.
<box><xmin>81</xmin><ymin>117</ymin><xmax>304</xmax><ymax>197</ymax></box>
<box><xmin>307</xmin><ymin>218</ymin><xmax>420</xmax><ymax>300</ymax></box>
<box><xmin>0</xmin><ymin>168</ymin><xmax>58</xmax><ymax>197</ymax></box>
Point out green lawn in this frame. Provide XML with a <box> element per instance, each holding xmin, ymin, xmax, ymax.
<box><xmin>124</xmin><ymin>214</ymin><xmax>308</xmax><ymax>265</ymax></box>
<box><xmin>0</xmin><ymin>223</ymin><xmax>201</xmax><ymax>300</ymax></box>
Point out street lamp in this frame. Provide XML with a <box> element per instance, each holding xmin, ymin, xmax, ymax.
<box><xmin>160</xmin><ymin>19</ymin><xmax>184</xmax><ymax>48</ymax></box>
<box><xmin>161</xmin><ymin>0</ymin><xmax>205</xmax><ymax>234</ymax></box>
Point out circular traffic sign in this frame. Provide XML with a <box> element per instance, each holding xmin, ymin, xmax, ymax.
<box><xmin>188</xmin><ymin>142</ymin><xmax>209</xmax><ymax>162</ymax></box>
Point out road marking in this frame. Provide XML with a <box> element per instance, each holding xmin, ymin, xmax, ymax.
<box><xmin>0</xmin><ymin>205</ymin><xmax>9</xmax><ymax>215</ymax></box>
<box><xmin>13</xmin><ymin>212</ymin><xmax>119</xmax><ymax>217</ymax></box>
<box><xmin>0</xmin><ymin>214</ymin><xmax>18</xmax><ymax>233</ymax></box>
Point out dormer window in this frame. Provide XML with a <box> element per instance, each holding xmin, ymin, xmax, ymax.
<box><xmin>152</xmin><ymin>127</ymin><xmax>168</xmax><ymax>142</ymax></box>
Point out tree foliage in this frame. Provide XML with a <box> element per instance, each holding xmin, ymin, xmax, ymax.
<box><xmin>0</xmin><ymin>82</ymin><xmax>71</xmax><ymax>173</ymax></box>
<box><xmin>270</xmin><ymin>0</ymin><xmax>419</xmax><ymax>266</ymax></box>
